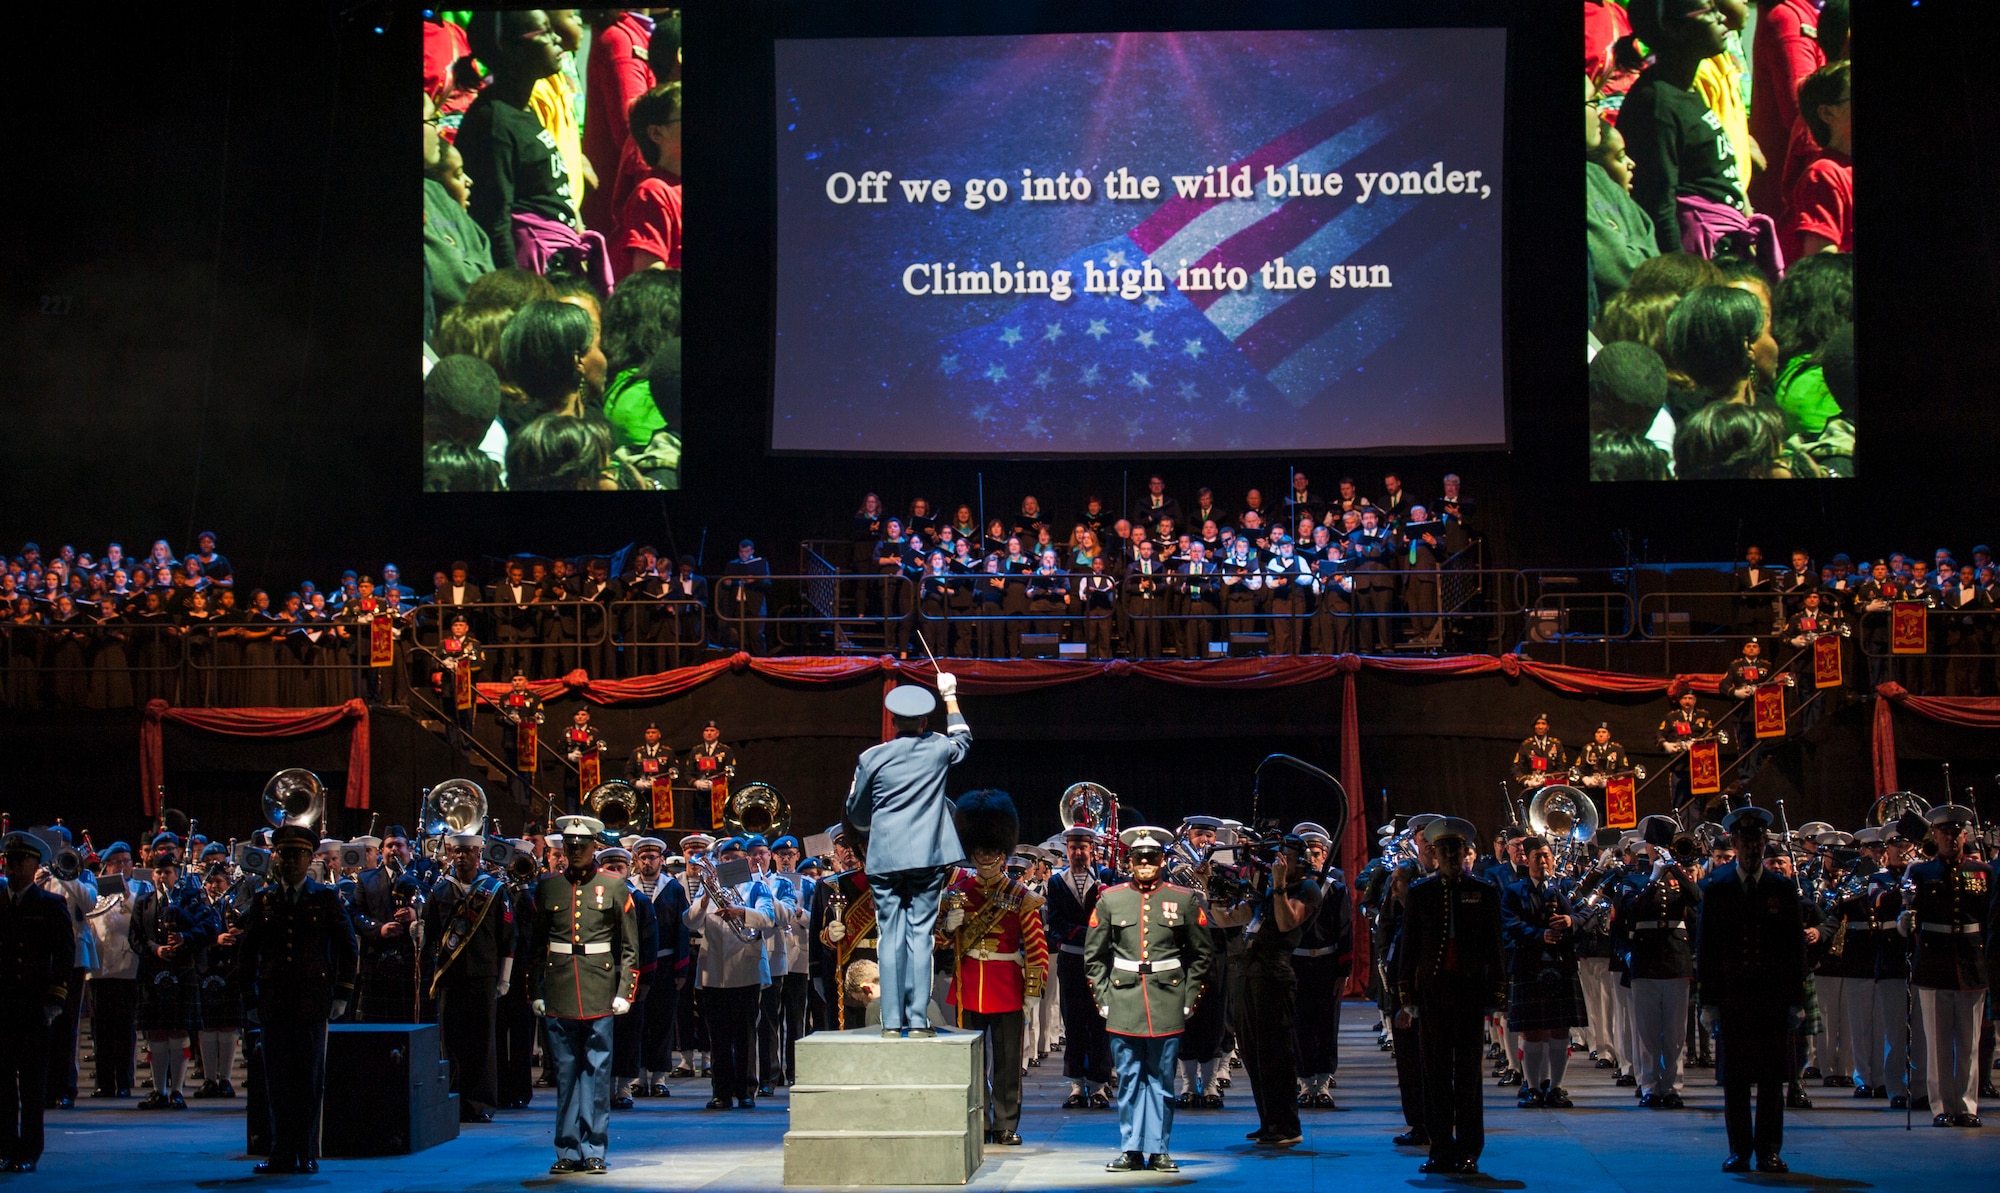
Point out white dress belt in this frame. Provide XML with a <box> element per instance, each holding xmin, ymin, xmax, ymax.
<box><xmin>548</xmin><ymin>940</ymin><xmax>613</xmax><ymax>955</ymax></box>
<box><xmin>1112</xmin><ymin>956</ymin><xmax>1181</xmax><ymax>973</ymax></box>
<box><xmin>964</xmin><ymin>948</ymin><xmax>1023</xmax><ymax>962</ymax></box>
<box><xmin>1920</xmin><ymin>922</ymin><xmax>1982</xmax><ymax>935</ymax></box>
<box><xmin>1632</xmin><ymin>920</ymin><xmax>1685</xmax><ymax>930</ymax></box>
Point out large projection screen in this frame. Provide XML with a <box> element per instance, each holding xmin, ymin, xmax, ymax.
<box><xmin>771</xmin><ymin>28</ymin><xmax>1507</xmax><ymax>455</ymax></box>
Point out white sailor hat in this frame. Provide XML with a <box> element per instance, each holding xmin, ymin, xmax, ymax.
<box><xmin>598</xmin><ymin>846</ymin><xmax>633</xmax><ymax>863</ymax></box>
<box><xmin>1292</xmin><ymin>821</ymin><xmax>1332</xmax><ymax>844</ymax></box>
<box><xmin>352</xmin><ymin>835</ymin><xmax>383</xmax><ymax>848</ymax></box>
<box><xmin>446</xmin><ymin>831</ymin><xmax>483</xmax><ymax>848</ymax></box>
<box><xmin>680</xmin><ymin>833</ymin><xmax>715</xmax><ymax>850</ymax></box>
<box><xmin>1182</xmin><ymin>815</ymin><xmax>1226</xmax><ymax>830</ymax></box>
<box><xmin>884</xmin><ymin>684</ymin><xmax>937</xmax><ymax>718</ymax></box>
<box><xmin>1061</xmin><ymin>825</ymin><xmax>1099</xmax><ymax>842</ymax></box>
<box><xmin>632</xmin><ymin>837</ymin><xmax>668</xmax><ymax>855</ymax></box>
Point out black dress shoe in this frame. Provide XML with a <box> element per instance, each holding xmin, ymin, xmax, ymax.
<box><xmin>1517</xmin><ymin>1087</ymin><xmax>1543</xmax><ymax>1109</ymax></box>
<box><xmin>168</xmin><ymin>1092</ymin><xmax>188</xmax><ymax>1110</ymax></box>
<box><xmin>1802</xmin><ymin>1065</ymin><xmax>1821</xmax><ymax>1079</ymax></box>
<box><xmin>1754</xmin><ymin>1153</ymin><xmax>1789</xmax><ymax>1174</ymax></box>
<box><xmin>669</xmin><ymin>1065</ymin><xmax>694</xmax><ymax>1078</ymax></box>
<box><xmin>136</xmin><ymin>1092</ymin><xmax>169</xmax><ymax>1110</ymax></box>
<box><xmin>1456</xmin><ymin>1158</ymin><xmax>1481</xmax><ymax>1175</ymax></box>
<box><xmin>1957</xmin><ymin>1114</ymin><xmax>1984</xmax><ymax>1128</ymax></box>
<box><xmin>1062</xmin><ymin>1093</ymin><xmax>1088</xmax><ymax>1109</ymax></box>
<box><xmin>7</xmin><ymin>1161</ymin><xmax>34</xmax><ymax>1173</ymax></box>
<box><xmin>1497</xmin><ymin>1068</ymin><xmax>1523</xmax><ymax>1087</ymax></box>
<box><xmin>1201</xmin><ymin>1091</ymin><xmax>1223</xmax><ymax>1109</ymax></box>
<box><xmin>583</xmin><ymin>1158</ymin><xmax>607</xmax><ymax>1173</ymax></box>
<box><xmin>1258</xmin><ymin>1132</ymin><xmax>1302</xmax><ymax>1147</ymax></box>
<box><xmin>549</xmin><ymin>1158</ymin><xmax>581</xmax><ymax>1174</ymax></box>
<box><xmin>1615</xmin><ymin>1073</ymin><xmax>1638</xmax><ymax>1087</ymax></box>
<box><xmin>1246</xmin><ymin>1128</ymin><xmax>1270</xmax><ymax>1141</ymax></box>
<box><xmin>1418</xmin><ymin>1158</ymin><xmax>1455</xmax><ymax>1173</ymax></box>
<box><xmin>611</xmin><ymin>1096</ymin><xmax>634</xmax><ymax>1111</ymax></box>
<box><xmin>1933</xmin><ymin>1113</ymin><xmax>1953</xmax><ymax>1127</ymax></box>
<box><xmin>1660</xmin><ymin>1091</ymin><xmax>1685</xmax><ymax>1109</ymax></box>
<box><xmin>1089</xmin><ymin>1091</ymin><xmax>1110</xmax><ymax>1109</ymax></box>
<box><xmin>51</xmin><ymin>1096</ymin><xmax>73</xmax><ymax>1110</ymax></box>
<box><xmin>994</xmin><ymin>1131</ymin><xmax>1021</xmax><ymax>1146</ymax></box>
<box><xmin>217</xmin><ymin>1080</ymin><xmax>237</xmax><ymax>1098</ymax></box>
<box><xmin>1638</xmin><ymin>1092</ymin><xmax>1659</xmax><ymax>1108</ymax></box>
<box><xmin>1854</xmin><ymin>1084</ymin><xmax>1876</xmax><ymax>1099</ymax></box>
<box><xmin>705</xmin><ymin>1098</ymin><xmax>729</xmax><ymax>1110</ymax></box>
<box><xmin>299</xmin><ymin>1160</ymin><xmax>319</xmax><ymax>1174</ymax></box>
<box><xmin>1891</xmin><ymin>1093</ymin><xmax>1910</xmax><ymax>1110</ymax></box>
<box><xmin>1106</xmin><ymin>1151</ymin><xmax>1146</xmax><ymax>1172</ymax></box>
<box><xmin>758</xmin><ymin>1084</ymin><xmax>775</xmax><ymax>1098</ymax></box>
<box><xmin>191</xmin><ymin>1081</ymin><xmax>219</xmax><ymax>1099</ymax></box>
<box><xmin>652</xmin><ymin>1083</ymin><xmax>668</xmax><ymax>1097</ymax></box>
<box><xmin>1722</xmin><ymin>1154</ymin><xmax>1750</xmax><ymax>1173</ymax></box>
<box><xmin>464</xmin><ymin>1110</ymin><xmax>495</xmax><ymax>1124</ymax></box>
<box><xmin>1391</xmin><ymin>1129</ymin><xmax>1430</xmax><ymax>1147</ymax></box>
<box><xmin>1786</xmin><ymin>1085</ymin><xmax>1813</xmax><ymax>1109</ymax></box>
<box><xmin>90</xmin><ymin>1090</ymin><xmax>120</xmax><ymax>1099</ymax></box>
<box><xmin>736</xmin><ymin>1097</ymin><xmax>756</xmax><ymax>1109</ymax></box>
<box><xmin>1912</xmin><ymin>1094</ymin><xmax>1932</xmax><ymax>1111</ymax></box>
<box><xmin>1146</xmin><ymin>1154</ymin><xmax>1179</xmax><ymax>1172</ymax></box>
<box><xmin>1595</xmin><ymin>1057</ymin><xmax>1616</xmax><ymax>1069</ymax></box>
<box><xmin>630</xmin><ymin>1083</ymin><xmax>652</xmax><ymax>1099</ymax></box>
<box><xmin>255</xmin><ymin>1159</ymin><xmax>300</xmax><ymax>1175</ymax></box>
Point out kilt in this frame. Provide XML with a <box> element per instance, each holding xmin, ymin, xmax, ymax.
<box><xmin>1506</xmin><ymin>967</ymin><xmax>1588</xmax><ymax>1032</ymax></box>
<box><xmin>136</xmin><ymin>969</ymin><xmax>204</xmax><ymax>1034</ymax></box>
<box><xmin>198</xmin><ymin>972</ymin><xmax>246</xmax><ymax>1031</ymax></box>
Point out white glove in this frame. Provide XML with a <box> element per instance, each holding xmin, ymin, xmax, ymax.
<box><xmin>329</xmin><ymin>1000</ymin><xmax>348</xmax><ymax>1022</ymax></box>
<box><xmin>612</xmin><ymin>996</ymin><xmax>632</xmax><ymax>1016</ymax></box>
<box><xmin>532</xmin><ymin>999</ymin><xmax>548</xmax><ymax>1016</ymax></box>
<box><xmin>1896</xmin><ymin>911</ymin><xmax>1915</xmax><ymax>937</ymax></box>
<box><xmin>1651</xmin><ymin>860</ymin><xmax>1672</xmax><ymax>879</ymax></box>
<box><xmin>827</xmin><ymin>921</ymin><xmax>846</xmax><ymax>943</ymax></box>
<box><xmin>942</xmin><ymin>907</ymin><xmax>965</xmax><ymax>932</ymax></box>
<box><xmin>695</xmin><ymin>778</ymin><xmax>712</xmax><ymax>791</ymax></box>
<box><xmin>495</xmin><ymin>981</ymin><xmax>510</xmax><ymax>998</ymax></box>
<box><xmin>43</xmin><ymin>1005</ymin><xmax>61</xmax><ymax>1026</ymax></box>
<box><xmin>935</xmin><ymin>672</ymin><xmax>957</xmax><ymax>699</ymax></box>
<box><xmin>1097</xmin><ymin>1004</ymin><xmax>1110</xmax><ymax>1019</ymax></box>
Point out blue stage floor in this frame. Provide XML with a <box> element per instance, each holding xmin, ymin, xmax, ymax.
<box><xmin>41</xmin><ymin>1004</ymin><xmax>1994</xmax><ymax>1191</ymax></box>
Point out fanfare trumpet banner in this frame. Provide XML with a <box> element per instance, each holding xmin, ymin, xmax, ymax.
<box><xmin>1689</xmin><ymin>738</ymin><xmax>1722</xmax><ymax>796</ymax></box>
<box><xmin>1813</xmin><ymin>635</ymin><xmax>1843</xmax><ymax>688</ymax></box>
<box><xmin>1753</xmin><ymin>682</ymin><xmax>1788</xmax><ymax>739</ymax></box>
<box><xmin>369</xmin><ymin>618</ymin><xmax>395</xmax><ymax>668</ymax></box>
<box><xmin>1890</xmin><ymin>602</ymin><xmax>1928</xmax><ymax>654</ymax></box>
<box><xmin>1605</xmin><ymin>773</ymin><xmax>1638</xmax><ymax>829</ymax></box>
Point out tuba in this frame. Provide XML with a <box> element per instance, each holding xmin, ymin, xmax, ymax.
<box><xmin>723</xmin><ymin>782</ymin><xmax>790</xmax><ymax>838</ymax></box>
<box><xmin>1865</xmin><ymin>791</ymin><xmax>1930</xmax><ymax>828</ymax></box>
<box><xmin>262</xmin><ymin>768</ymin><xmax>325</xmax><ymax>832</ymax></box>
<box><xmin>419</xmin><ymin>778</ymin><xmax>488</xmax><ymax>857</ymax></box>
<box><xmin>1527</xmin><ymin>784</ymin><xmax>1600</xmax><ymax>853</ymax></box>
<box><xmin>1060</xmin><ymin>782</ymin><xmax>1119</xmax><ymax>837</ymax></box>
<box><xmin>587</xmin><ymin>780</ymin><xmax>642</xmax><ymax>832</ymax></box>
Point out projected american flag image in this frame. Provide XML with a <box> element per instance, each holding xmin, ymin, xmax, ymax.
<box><xmin>773</xmin><ymin>29</ymin><xmax>1506</xmax><ymax>455</ymax></box>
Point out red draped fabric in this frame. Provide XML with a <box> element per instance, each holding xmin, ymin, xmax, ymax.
<box><xmin>476</xmin><ymin>650</ymin><xmax>1725</xmax><ymax>702</ymax></box>
<box><xmin>1869</xmin><ymin>682</ymin><xmax>2000</xmax><ymax>796</ymax></box>
<box><xmin>1339</xmin><ymin>665</ymin><xmax>1369</xmax><ymax>995</ymax></box>
<box><xmin>141</xmin><ymin>698</ymin><xmax>371</xmax><ymax>813</ymax></box>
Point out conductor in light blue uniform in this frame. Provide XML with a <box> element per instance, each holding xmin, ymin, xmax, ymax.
<box><xmin>844</xmin><ymin>676</ymin><xmax>972</xmax><ymax>1037</ymax></box>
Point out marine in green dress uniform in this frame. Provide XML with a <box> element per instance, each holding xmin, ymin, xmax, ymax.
<box><xmin>1085</xmin><ymin>826</ymin><xmax>1217</xmax><ymax>1174</ymax></box>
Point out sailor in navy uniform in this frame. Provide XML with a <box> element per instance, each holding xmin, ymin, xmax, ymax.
<box><xmin>1048</xmin><ymin>825</ymin><xmax>1114</xmax><ymax>1107</ymax></box>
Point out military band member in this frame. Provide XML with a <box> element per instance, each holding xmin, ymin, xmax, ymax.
<box><xmin>626</xmin><ymin>723</ymin><xmax>675</xmax><ymax>821</ymax></box>
<box><xmin>562</xmin><ymin>708</ymin><xmax>609</xmax><ymax>812</ymax></box>
<box><xmin>684</xmin><ymin>720</ymin><xmax>736</xmax><ymax>830</ymax></box>
<box><xmin>1049</xmin><ymin>825</ymin><xmax>1115</xmax><ymax>1107</ymax></box>
<box><xmin>432</xmin><ymin>615</ymin><xmax>482</xmax><ymax>739</ymax></box>
<box><xmin>499</xmin><ymin>673</ymin><xmax>545</xmax><ymax>773</ymax></box>
<box><xmin>0</xmin><ymin>831</ymin><xmax>75</xmax><ymax>1173</ymax></box>
<box><xmin>1500</xmin><ymin>835</ymin><xmax>1585</xmax><ymax>1108</ymax></box>
<box><xmin>1290</xmin><ymin>823</ymin><xmax>1352</xmax><ymax>1109</ymax></box>
<box><xmin>767</xmin><ymin>835</ymin><xmax>814</xmax><ymax>1086</ymax></box>
<box><xmin>1896</xmin><ymin>805</ymin><xmax>1993</xmax><ymax>1127</ymax></box>
<box><xmin>1573</xmin><ymin>723</ymin><xmax>1632</xmax><ymax>788</ymax></box>
<box><xmin>1723</xmin><ymin>638</ymin><xmax>1778</xmax><ymax>781</ymax></box>
<box><xmin>1619</xmin><ymin>815</ymin><xmax>1702</xmax><ymax>1109</ymax></box>
<box><xmin>1087</xmin><ymin>826</ymin><xmax>1215</xmax><ymax>1173</ymax></box>
<box><xmin>529</xmin><ymin>816</ymin><xmax>638</xmax><ymax>1174</ymax></box>
<box><xmin>1869</xmin><ymin>818</ymin><xmax>1930</xmax><ymax>1108</ymax></box>
<box><xmin>193</xmin><ymin>861</ymin><xmax>246</xmax><ymax>1100</ymax></box>
<box><xmin>1165</xmin><ymin>817</ymin><xmax>1231</xmax><ymax>1108</ymax></box>
<box><xmin>815</xmin><ymin>823</ymin><xmax>878</xmax><ymax>1030</ymax></box>
<box><xmin>235</xmin><ymin>823</ymin><xmax>359</xmax><ymax>1175</ymax></box>
<box><xmin>1393</xmin><ymin>817</ymin><xmax>1504</xmax><ymax>1175</ymax></box>
<box><xmin>1512</xmin><ymin>714</ymin><xmax>1566</xmax><ymax>795</ymax></box>
<box><xmin>1822</xmin><ymin>828</ymin><xmax>1885</xmax><ymax>1097</ymax></box>
<box><xmin>422</xmin><ymin>831</ymin><xmax>517</xmax><ymax>1124</ymax></box>
<box><xmin>131</xmin><ymin>853</ymin><xmax>212</xmax><ymax>1108</ymax></box>
<box><xmin>627</xmin><ymin>837</ymin><xmax>688</xmax><ymax>1097</ymax></box>
<box><xmin>937</xmin><ymin>791</ymin><xmax>1047</xmax><ymax>1145</ymax></box>
<box><xmin>686</xmin><ymin>836</ymin><xmax>774</xmax><ymax>1110</ymax></box>
<box><xmin>1698</xmin><ymin>806</ymin><xmax>1808</xmax><ymax>1173</ymax></box>
<box><xmin>1657</xmin><ymin>690</ymin><xmax>1720</xmax><ymax>812</ymax></box>
<box><xmin>593</xmin><ymin>846</ymin><xmax>658</xmax><ymax>1110</ymax></box>
<box><xmin>843</xmin><ymin>678</ymin><xmax>972</xmax><ymax>1039</ymax></box>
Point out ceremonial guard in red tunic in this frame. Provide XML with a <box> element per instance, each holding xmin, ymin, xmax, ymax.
<box><xmin>936</xmin><ymin>791</ymin><xmax>1048</xmax><ymax>1146</ymax></box>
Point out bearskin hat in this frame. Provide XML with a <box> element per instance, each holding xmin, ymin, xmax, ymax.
<box><xmin>952</xmin><ymin>789</ymin><xmax>1020</xmax><ymax>858</ymax></box>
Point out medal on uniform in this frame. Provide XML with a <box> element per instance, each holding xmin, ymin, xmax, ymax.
<box><xmin>1162</xmin><ymin>900</ymin><xmax>1179</xmax><ymax>923</ymax></box>
<box><xmin>595</xmin><ymin>884</ymin><xmax>605</xmax><ymax>908</ymax></box>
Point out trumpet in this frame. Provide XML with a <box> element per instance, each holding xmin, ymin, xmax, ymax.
<box><xmin>688</xmin><ymin>856</ymin><xmax>759</xmax><ymax>942</ymax></box>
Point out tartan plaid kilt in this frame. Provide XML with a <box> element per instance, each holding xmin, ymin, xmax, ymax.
<box><xmin>1507</xmin><ymin>967</ymin><xmax>1588</xmax><ymax>1032</ymax></box>
<box><xmin>136</xmin><ymin>968</ymin><xmax>204</xmax><ymax>1034</ymax></box>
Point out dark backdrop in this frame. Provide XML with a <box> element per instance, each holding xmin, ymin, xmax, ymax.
<box><xmin>1</xmin><ymin>1</ymin><xmax>1989</xmax><ymax>597</ymax></box>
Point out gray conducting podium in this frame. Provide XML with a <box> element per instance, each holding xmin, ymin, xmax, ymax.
<box><xmin>783</xmin><ymin>1028</ymin><xmax>987</xmax><ymax>1185</ymax></box>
